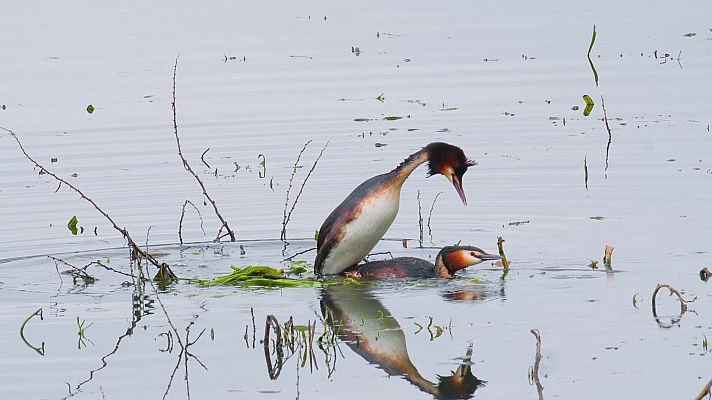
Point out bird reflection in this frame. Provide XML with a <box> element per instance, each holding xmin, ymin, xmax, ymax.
<box><xmin>320</xmin><ymin>284</ymin><xmax>485</xmax><ymax>399</ymax></box>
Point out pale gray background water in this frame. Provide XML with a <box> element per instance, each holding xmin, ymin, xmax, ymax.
<box><xmin>1</xmin><ymin>1</ymin><xmax>711</xmax><ymax>399</ymax></box>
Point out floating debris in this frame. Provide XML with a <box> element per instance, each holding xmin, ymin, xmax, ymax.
<box><xmin>603</xmin><ymin>244</ymin><xmax>614</xmax><ymax>268</ymax></box>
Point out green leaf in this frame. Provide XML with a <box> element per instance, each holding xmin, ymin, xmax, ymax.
<box><xmin>383</xmin><ymin>116</ymin><xmax>402</xmax><ymax>121</ymax></box>
<box><xmin>68</xmin><ymin>215</ymin><xmax>79</xmax><ymax>235</ymax></box>
<box><xmin>314</xmin><ymin>230</ymin><xmax>319</xmax><ymax>241</ymax></box>
<box><xmin>467</xmin><ymin>278</ymin><xmax>481</xmax><ymax>283</ymax></box>
<box><xmin>583</xmin><ymin>94</ymin><xmax>594</xmax><ymax>116</ymax></box>
<box><xmin>86</xmin><ymin>104</ymin><xmax>95</xmax><ymax>114</ymax></box>
<box><xmin>587</xmin><ymin>25</ymin><xmax>599</xmax><ymax>86</ymax></box>
<box><xmin>376</xmin><ymin>93</ymin><xmax>385</xmax><ymax>102</ymax></box>
<box><xmin>587</xmin><ymin>25</ymin><xmax>596</xmax><ymax>57</ymax></box>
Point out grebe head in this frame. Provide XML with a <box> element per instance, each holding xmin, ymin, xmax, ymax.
<box><xmin>441</xmin><ymin>245</ymin><xmax>501</xmax><ymax>274</ymax></box>
<box><xmin>425</xmin><ymin>142</ymin><xmax>476</xmax><ymax>205</ymax></box>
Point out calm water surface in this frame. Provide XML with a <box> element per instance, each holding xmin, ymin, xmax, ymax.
<box><xmin>1</xmin><ymin>1</ymin><xmax>711</xmax><ymax>399</ymax></box>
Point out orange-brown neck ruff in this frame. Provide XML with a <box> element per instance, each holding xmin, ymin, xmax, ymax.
<box><xmin>314</xmin><ymin>148</ymin><xmax>430</xmax><ymax>276</ymax></box>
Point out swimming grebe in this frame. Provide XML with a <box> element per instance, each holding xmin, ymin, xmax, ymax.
<box><xmin>356</xmin><ymin>245</ymin><xmax>500</xmax><ymax>278</ymax></box>
<box><xmin>315</xmin><ymin>142</ymin><xmax>475</xmax><ymax>276</ymax></box>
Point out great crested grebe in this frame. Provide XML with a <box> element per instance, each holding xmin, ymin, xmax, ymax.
<box><xmin>315</xmin><ymin>142</ymin><xmax>475</xmax><ymax>276</ymax></box>
<box><xmin>356</xmin><ymin>245</ymin><xmax>500</xmax><ymax>278</ymax></box>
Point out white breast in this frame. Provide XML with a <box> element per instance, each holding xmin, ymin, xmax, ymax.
<box><xmin>320</xmin><ymin>189</ymin><xmax>400</xmax><ymax>275</ymax></box>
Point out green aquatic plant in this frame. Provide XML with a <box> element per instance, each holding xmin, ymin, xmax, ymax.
<box><xmin>587</xmin><ymin>25</ymin><xmax>599</xmax><ymax>86</ymax></box>
<box><xmin>67</xmin><ymin>215</ymin><xmax>79</xmax><ymax>235</ymax></box>
<box><xmin>196</xmin><ymin>265</ymin><xmax>322</xmax><ymax>288</ymax></box>
<box><xmin>76</xmin><ymin>316</ymin><xmax>93</xmax><ymax>349</ymax></box>
<box><xmin>86</xmin><ymin>104</ymin><xmax>95</xmax><ymax>114</ymax></box>
<box><xmin>376</xmin><ymin>93</ymin><xmax>385</xmax><ymax>102</ymax></box>
<box><xmin>583</xmin><ymin>94</ymin><xmax>595</xmax><ymax>116</ymax></box>
<box><xmin>286</xmin><ymin>259</ymin><xmax>310</xmax><ymax>275</ymax></box>
<box><xmin>19</xmin><ymin>308</ymin><xmax>44</xmax><ymax>356</ymax></box>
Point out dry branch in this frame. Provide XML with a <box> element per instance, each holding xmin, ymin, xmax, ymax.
<box><xmin>1</xmin><ymin>126</ymin><xmax>174</xmax><ymax>280</ymax></box>
<box><xmin>529</xmin><ymin>329</ymin><xmax>544</xmax><ymax>400</ymax></box>
<box><xmin>170</xmin><ymin>56</ymin><xmax>235</xmax><ymax>242</ymax></box>
<box><xmin>417</xmin><ymin>190</ymin><xmax>424</xmax><ymax>247</ymax></box>
<box><xmin>601</xmin><ymin>95</ymin><xmax>612</xmax><ymax>173</ymax></box>
<box><xmin>426</xmin><ymin>191</ymin><xmax>443</xmax><ymax>244</ymax></box>
<box><xmin>178</xmin><ymin>199</ymin><xmax>205</xmax><ymax>245</ymax></box>
<box><xmin>280</xmin><ymin>141</ymin><xmax>328</xmax><ymax>241</ymax></box>
<box><xmin>695</xmin><ymin>377</ymin><xmax>712</xmax><ymax>400</ymax></box>
<box><xmin>651</xmin><ymin>283</ymin><xmax>696</xmax><ymax>318</ymax></box>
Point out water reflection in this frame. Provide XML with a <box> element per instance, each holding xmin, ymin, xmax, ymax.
<box><xmin>320</xmin><ymin>284</ymin><xmax>485</xmax><ymax>399</ymax></box>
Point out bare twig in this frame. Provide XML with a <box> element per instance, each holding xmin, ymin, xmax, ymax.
<box><xmin>178</xmin><ymin>200</ymin><xmax>205</xmax><ymax>245</ymax></box>
<box><xmin>651</xmin><ymin>283</ymin><xmax>697</xmax><ymax>318</ymax></box>
<box><xmin>200</xmin><ymin>148</ymin><xmax>211</xmax><ymax>169</ymax></box>
<box><xmin>251</xmin><ymin>307</ymin><xmax>256</xmax><ymax>348</ymax></box>
<box><xmin>426</xmin><ymin>191</ymin><xmax>443</xmax><ymax>244</ymax></box>
<box><xmin>417</xmin><ymin>190</ymin><xmax>424</xmax><ymax>247</ymax></box>
<box><xmin>584</xmin><ymin>155</ymin><xmax>589</xmax><ymax>190</ymax></box>
<box><xmin>170</xmin><ymin>56</ymin><xmax>235</xmax><ymax>242</ymax></box>
<box><xmin>282</xmin><ymin>141</ymin><xmax>312</xmax><ymax>241</ymax></box>
<box><xmin>601</xmin><ymin>95</ymin><xmax>612</xmax><ymax>174</ymax></box>
<box><xmin>695</xmin><ymin>377</ymin><xmax>712</xmax><ymax>400</ymax></box>
<box><xmin>529</xmin><ymin>329</ymin><xmax>544</xmax><ymax>400</ymax></box>
<box><xmin>283</xmin><ymin>247</ymin><xmax>317</xmax><ymax>262</ymax></box>
<box><xmin>264</xmin><ymin>315</ymin><xmax>284</xmax><ymax>379</ymax></box>
<box><xmin>280</xmin><ymin>141</ymin><xmax>329</xmax><ymax>241</ymax></box>
<box><xmin>1</xmin><ymin>126</ymin><xmax>173</xmax><ymax>278</ymax></box>
<box><xmin>49</xmin><ymin>256</ymin><xmax>96</xmax><ymax>285</ymax></box>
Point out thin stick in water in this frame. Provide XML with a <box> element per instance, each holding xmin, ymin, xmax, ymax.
<box><xmin>170</xmin><ymin>56</ymin><xmax>235</xmax><ymax>242</ymax></box>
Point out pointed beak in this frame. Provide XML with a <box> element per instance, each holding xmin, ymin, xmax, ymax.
<box><xmin>452</xmin><ymin>177</ymin><xmax>467</xmax><ymax>205</ymax></box>
<box><xmin>479</xmin><ymin>253</ymin><xmax>501</xmax><ymax>261</ymax></box>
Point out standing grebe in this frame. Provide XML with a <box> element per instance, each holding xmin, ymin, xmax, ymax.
<box><xmin>356</xmin><ymin>245</ymin><xmax>500</xmax><ymax>278</ymax></box>
<box><xmin>315</xmin><ymin>142</ymin><xmax>475</xmax><ymax>276</ymax></box>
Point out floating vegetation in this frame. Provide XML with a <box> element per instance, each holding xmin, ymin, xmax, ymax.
<box><xmin>383</xmin><ymin>116</ymin><xmax>402</xmax><ymax>121</ymax></box>
<box><xmin>86</xmin><ymin>104</ymin><xmax>95</xmax><ymax>114</ymax></box>
<box><xmin>583</xmin><ymin>94</ymin><xmax>595</xmax><ymax>116</ymax></box>
<box><xmin>196</xmin><ymin>265</ymin><xmax>322</xmax><ymax>288</ymax></box>
<box><xmin>587</xmin><ymin>25</ymin><xmax>599</xmax><ymax>86</ymax></box>
<box><xmin>376</xmin><ymin>93</ymin><xmax>385</xmax><ymax>102</ymax></box>
<box><xmin>67</xmin><ymin>215</ymin><xmax>80</xmax><ymax>235</ymax></box>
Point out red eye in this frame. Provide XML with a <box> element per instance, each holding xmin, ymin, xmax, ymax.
<box><xmin>470</xmin><ymin>252</ymin><xmax>476</xmax><ymax>257</ymax></box>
